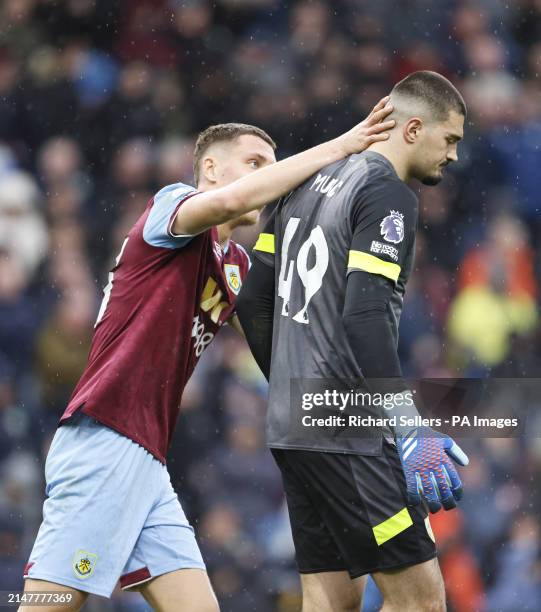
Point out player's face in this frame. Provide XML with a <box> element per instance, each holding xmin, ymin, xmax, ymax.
<box><xmin>216</xmin><ymin>134</ymin><xmax>277</xmax><ymax>226</ymax></box>
<box><xmin>415</xmin><ymin>110</ymin><xmax>464</xmax><ymax>186</ymax></box>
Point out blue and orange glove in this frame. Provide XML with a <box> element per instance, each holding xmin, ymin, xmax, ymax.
<box><xmin>396</xmin><ymin>426</ymin><xmax>469</xmax><ymax>513</ymax></box>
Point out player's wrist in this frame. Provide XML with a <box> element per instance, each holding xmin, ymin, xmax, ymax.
<box><xmin>327</xmin><ymin>135</ymin><xmax>351</xmax><ymax>160</ymax></box>
<box><xmin>384</xmin><ymin>392</ymin><xmax>422</xmax><ymax>438</ymax></box>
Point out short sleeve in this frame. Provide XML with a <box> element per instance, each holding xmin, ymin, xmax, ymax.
<box><xmin>143</xmin><ymin>182</ymin><xmax>198</xmax><ymax>249</ymax></box>
<box><xmin>252</xmin><ymin>208</ymin><xmax>276</xmax><ymax>268</ymax></box>
<box><xmin>347</xmin><ymin>178</ymin><xmax>418</xmax><ymax>284</ymax></box>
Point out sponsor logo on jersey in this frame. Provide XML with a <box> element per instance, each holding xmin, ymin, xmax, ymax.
<box><xmin>309</xmin><ymin>173</ymin><xmax>344</xmax><ymax>198</ymax></box>
<box><xmin>370</xmin><ymin>240</ymin><xmax>399</xmax><ymax>261</ymax></box>
<box><xmin>224</xmin><ymin>264</ymin><xmax>241</xmax><ymax>295</ymax></box>
<box><xmin>380</xmin><ymin>210</ymin><xmax>404</xmax><ymax>244</ymax></box>
<box><xmin>192</xmin><ymin>275</ymin><xmax>233</xmax><ymax>356</ymax></box>
<box><xmin>73</xmin><ymin>550</ymin><xmax>98</xmax><ymax>579</ymax></box>
<box><xmin>192</xmin><ymin>315</ymin><xmax>215</xmax><ymax>356</ymax></box>
<box><xmin>200</xmin><ymin>277</ymin><xmax>229</xmax><ymax>324</ymax></box>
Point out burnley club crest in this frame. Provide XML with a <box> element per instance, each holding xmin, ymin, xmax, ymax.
<box><xmin>73</xmin><ymin>550</ymin><xmax>98</xmax><ymax>579</ymax></box>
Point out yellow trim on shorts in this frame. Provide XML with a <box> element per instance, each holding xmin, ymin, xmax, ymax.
<box><xmin>348</xmin><ymin>250</ymin><xmax>401</xmax><ymax>282</ymax></box>
<box><xmin>372</xmin><ymin>507</ymin><xmax>413</xmax><ymax>546</ymax></box>
<box><xmin>254</xmin><ymin>233</ymin><xmax>275</xmax><ymax>254</ymax></box>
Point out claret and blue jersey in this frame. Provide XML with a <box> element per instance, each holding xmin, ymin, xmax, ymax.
<box><xmin>60</xmin><ymin>182</ymin><xmax>250</xmax><ymax>463</ymax></box>
<box><xmin>24</xmin><ymin>181</ymin><xmax>251</xmax><ymax>596</ymax></box>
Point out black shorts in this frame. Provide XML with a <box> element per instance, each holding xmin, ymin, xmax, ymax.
<box><xmin>271</xmin><ymin>440</ymin><xmax>437</xmax><ymax>578</ymax></box>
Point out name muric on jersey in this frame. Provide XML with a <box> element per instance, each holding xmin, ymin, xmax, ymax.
<box><xmin>309</xmin><ymin>173</ymin><xmax>344</xmax><ymax>198</ymax></box>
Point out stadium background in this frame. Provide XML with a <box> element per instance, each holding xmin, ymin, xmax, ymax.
<box><xmin>0</xmin><ymin>0</ymin><xmax>540</xmax><ymax>610</ymax></box>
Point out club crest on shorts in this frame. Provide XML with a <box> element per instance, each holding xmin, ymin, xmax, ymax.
<box><xmin>73</xmin><ymin>550</ymin><xmax>98</xmax><ymax>579</ymax></box>
<box><xmin>224</xmin><ymin>264</ymin><xmax>241</xmax><ymax>295</ymax></box>
<box><xmin>380</xmin><ymin>210</ymin><xmax>404</xmax><ymax>244</ymax></box>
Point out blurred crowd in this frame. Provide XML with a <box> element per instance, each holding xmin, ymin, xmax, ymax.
<box><xmin>1</xmin><ymin>0</ymin><xmax>541</xmax><ymax>610</ymax></box>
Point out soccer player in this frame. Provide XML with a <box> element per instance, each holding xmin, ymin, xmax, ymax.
<box><xmin>21</xmin><ymin>101</ymin><xmax>395</xmax><ymax>612</ymax></box>
<box><xmin>237</xmin><ymin>72</ymin><xmax>469</xmax><ymax>612</ymax></box>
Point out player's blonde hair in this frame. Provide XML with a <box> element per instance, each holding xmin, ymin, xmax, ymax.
<box><xmin>193</xmin><ymin>123</ymin><xmax>276</xmax><ymax>185</ymax></box>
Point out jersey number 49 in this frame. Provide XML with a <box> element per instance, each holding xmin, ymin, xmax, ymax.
<box><xmin>278</xmin><ymin>217</ymin><xmax>329</xmax><ymax>325</ymax></box>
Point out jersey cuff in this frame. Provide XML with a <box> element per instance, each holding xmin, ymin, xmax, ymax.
<box><xmin>167</xmin><ymin>191</ymin><xmax>200</xmax><ymax>239</ymax></box>
<box><xmin>253</xmin><ymin>232</ymin><xmax>275</xmax><ymax>254</ymax></box>
<box><xmin>348</xmin><ymin>250</ymin><xmax>401</xmax><ymax>282</ymax></box>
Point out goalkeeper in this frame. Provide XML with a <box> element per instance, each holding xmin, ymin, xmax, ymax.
<box><xmin>237</xmin><ymin>71</ymin><xmax>469</xmax><ymax>612</ymax></box>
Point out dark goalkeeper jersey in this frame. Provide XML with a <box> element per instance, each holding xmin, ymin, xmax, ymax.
<box><xmin>253</xmin><ymin>151</ymin><xmax>419</xmax><ymax>455</ymax></box>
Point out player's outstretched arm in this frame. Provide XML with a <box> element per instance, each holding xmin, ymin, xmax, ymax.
<box><xmin>172</xmin><ymin>97</ymin><xmax>395</xmax><ymax>236</ymax></box>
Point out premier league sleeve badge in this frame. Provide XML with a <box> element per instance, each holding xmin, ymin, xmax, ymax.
<box><xmin>380</xmin><ymin>210</ymin><xmax>405</xmax><ymax>244</ymax></box>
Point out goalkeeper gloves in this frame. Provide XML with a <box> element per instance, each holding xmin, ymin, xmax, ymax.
<box><xmin>396</xmin><ymin>426</ymin><xmax>469</xmax><ymax>513</ymax></box>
